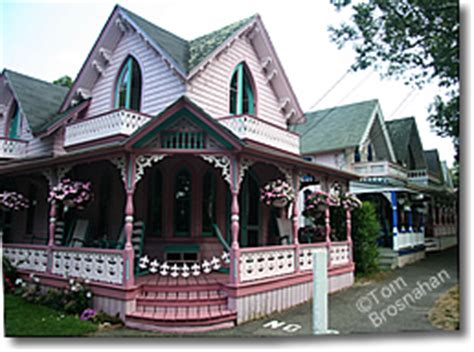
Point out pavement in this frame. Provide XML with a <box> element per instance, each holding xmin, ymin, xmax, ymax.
<box><xmin>93</xmin><ymin>247</ymin><xmax>459</xmax><ymax>337</ymax></box>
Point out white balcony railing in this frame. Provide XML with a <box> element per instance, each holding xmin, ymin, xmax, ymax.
<box><xmin>218</xmin><ymin>115</ymin><xmax>300</xmax><ymax>154</ymax></box>
<box><xmin>408</xmin><ymin>169</ymin><xmax>429</xmax><ymax>184</ymax></box>
<box><xmin>0</xmin><ymin>137</ymin><xmax>27</xmax><ymax>159</ymax></box>
<box><xmin>352</xmin><ymin>161</ymin><xmax>407</xmax><ymax>180</ymax></box>
<box><xmin>64</xmin><ymin>109</ymin><xmax>151</xmax><ymax>147</ymax></box>
<box><xmin>396</xmin><ymin>231</ymin><xmax>425</xmax><ymax>250</ymax></box>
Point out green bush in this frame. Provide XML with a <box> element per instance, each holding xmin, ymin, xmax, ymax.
<box><xmin>351</xmin><ymin>201</ymin><xmax>380</xmax><ymax>275</ymax></box>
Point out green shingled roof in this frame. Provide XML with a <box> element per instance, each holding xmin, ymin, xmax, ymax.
<box><xmin>424</xmin><ymin>149</ymin><xmax>443</xmax><ymax>181</ymax></box>
<box><xmin>4</xmin><ymin>69</ymin><xmax>69</xmax><ymax>134</ymax></box>
<box><xmin>296</xmin><ymin>99</ymin><xmax>378</xmax><ymax>154</ymax></box>
<box><xmin>119</xmin><ymin>6</ymin><xmax>255</xmax><ymax>74</ymax></box>
<box><xmin>386</xmin><ymin>117</ymin><xmax>426</xmax><ymax>170</ymax></box>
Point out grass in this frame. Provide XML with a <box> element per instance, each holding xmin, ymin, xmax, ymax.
<box><xmin>428</xmin><ymin>285</ymin><xmax>460</xmax><ymax>331</ymax></box>
<box><xmin>4</xmin><ymin>293</ymin><xmax>98</xmax><ymax>337</ymax></box>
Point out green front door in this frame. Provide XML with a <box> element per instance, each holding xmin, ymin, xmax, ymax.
<box><xmin>239</xmin><ymin>174</ymin><xmax>260</xmax><ymax>247</ymax></box>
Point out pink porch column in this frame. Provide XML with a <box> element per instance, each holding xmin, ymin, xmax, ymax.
<box><xmin>46</xmin><ymin>200</ymin><xmax>57</xmax><ymax>273</ymax></box>
<box><xmin>346</xmin><ymin>209</ymin><xmax>353</xmax><ymax>263</ymax></box>
<box><xmin>229</xmin><ymin>158</ymin><xmax>240</xmax><ymax>285</ymax></box>
<box><xmin>123</xmin><ymin>154</ymin><xmax>136</xmax><ymax>288</ymax></box>
<box><xmin>325</xmin><ymin>202</ymin><xmax>332</xmax><ymax>268</ymax></box>
<box><xmin>292</xmin><ymin>171</ymin><xmax>300</xmax><ymax>272</ymax></box>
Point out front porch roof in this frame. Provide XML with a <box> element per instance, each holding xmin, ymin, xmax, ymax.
<box><xmin>125</xmin><ymin>96</ymin><xmax>243</xmax><ymax>151</ymax></box>
<box><xmin>0</xmin><ymin>97</ymin><xmax>358</xmax><ymax>181</ymax></box>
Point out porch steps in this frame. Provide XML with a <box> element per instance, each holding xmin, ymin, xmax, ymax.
<box><xmin>125</xmin><ymin>282</ymin><xmax>236</xmax><ymax>333</ymax></box>
<box><xmin>378</xmin><ymin>248</ymin><xmax>398</xmax><ymax>270</ymax></box>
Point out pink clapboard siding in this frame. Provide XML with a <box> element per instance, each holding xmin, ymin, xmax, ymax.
<box><xmin>87</xmin><ymin>30</ymin><xmax>186</xmax><ymax>118</ymax></box>
<box><xmin>186</xmin><ymin>36</ymin><xmax>287</xmax><ymax>129</ymax></box>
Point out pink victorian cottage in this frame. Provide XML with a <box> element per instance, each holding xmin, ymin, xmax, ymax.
<box><xmin>1</xmin><ymin>5</ymin><xmax>357</xmax><ymax>332</ymax></box>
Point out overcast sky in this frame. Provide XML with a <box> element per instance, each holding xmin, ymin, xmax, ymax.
<box><xmin>1</xmin><ymin>0</ymin><xmax>462</xmax><ymax>166</ymax></box>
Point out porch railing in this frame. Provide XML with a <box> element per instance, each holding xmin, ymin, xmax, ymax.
<box><xmin>352</xmin><ymin>161</ymin><xmax>407</xmax><ymax>181</ymax></box>
<box><xmin>239</xmin><ymin>241</ymin><xmax>352</xmax><ymax>283</ymax></box>
<box><xmin>397</xmin><ymin>231</ymin><xmax>425</xmax><ymax>249</ymax></box>
<box><xmin>0</xmin><ymin>137</ymin><xmax>28</xmax><ymax>159</ymax></box>
<box><xmin>3</xmin><ymin>244</ymin><xmax>125</xmax><ymax>286</ymax></box>
<box><xmin>218</xmin><ymin>115</ymin><xmax>300</xmax><ymax>155</ymax></box>
<box><xmin>64</xmin><ymin>109</ymin><xmax>151</xmax><ymax>147</ymax></box>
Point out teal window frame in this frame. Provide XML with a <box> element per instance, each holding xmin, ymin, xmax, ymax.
<box><xmin>114</xmin><ymin>56</ymin><xmax>142</xmax><ymax>111</ymax></box>
<box><xmin>174</xmin><ymin>168</ymin><xmax>192</xmax><ymax>237</ymax></box>
<box><xmin>229</xmin><ymin>63</ymin><xmax>255</xmax><ymax>115</ymax></box>
<box><xmin>8</xmin><ymin>104</ymin><xmax>21</xmax><ymax>139</ymax></box>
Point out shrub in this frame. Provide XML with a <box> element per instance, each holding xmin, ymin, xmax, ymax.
<box><xmin>351</xmin><ymin>201</ymin><xmax>380</xmax><ymax>276</ymax></box>
<box><xmin>2</xmin><ymin>257</ymin><xmax>20</xmax><ymax>293</ymax></box>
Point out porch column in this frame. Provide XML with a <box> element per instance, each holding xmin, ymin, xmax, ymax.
<box><xmin>325</xmin><ymin>199</ymin><xmax>332</xmax><ymax>268</ymax></box>
<box><xmin>229</xmin><ymin>158</ymin><xmax>240</xmax><ymax>285</ymax></box>
<box><xmin>391</xmin><ymin>192</ymin><xmax>399</xmax><ymax>251</ymax></box>
<box><xmin>123</xmin><ymin>154</ymin><xmax>136</xmax><ymax>288</ymax></box>
<box><xmin>346</xmin><ymin>209</ymin><xmax>353</xmax><ymax>263</ymax></box>
<box><xmin>48</xmin><ymin>201</ymin><xmax>57</xmax><ymax>247</ymax></box>
<box><xmin>292</xmin><ymin>171</ymin><xmax>300</xmax><ymax>272</ymax></box>
<box><xmin>407</xmin><ymin>208</ymin><xmax>413</xmax><ymax>232</ymax></box>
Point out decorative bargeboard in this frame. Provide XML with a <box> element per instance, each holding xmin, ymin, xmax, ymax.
<box><xmin>3</xmin><ymin>246</ymin><xmax>48</xmax><ymax>273</ymax></box>
<box><xmin>51</xmin><ymin>249</ymin><xmax>124</xmax><ymax>285</ymax></box>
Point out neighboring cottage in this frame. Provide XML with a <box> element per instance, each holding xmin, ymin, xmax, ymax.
<box><xmin>0</xmin><ymin>5</ymin><xmax>358</xmax><ymax>332</ymax></box>
<box><xmin>298</xmin><ymin>101</ymin><xmax>457</xmax><ymax>269</ymax></box>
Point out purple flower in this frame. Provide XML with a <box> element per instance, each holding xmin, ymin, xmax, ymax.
<box><xmin>80</xmin><ymin>308</ymin><xmax>97</xmax><ymax>321</ymax></box>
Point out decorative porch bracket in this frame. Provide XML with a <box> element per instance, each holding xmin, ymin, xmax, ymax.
<box><xmin>200</xmin><ymin>155</ymin><xmax>231</xmax><ymax>185</ymax></box>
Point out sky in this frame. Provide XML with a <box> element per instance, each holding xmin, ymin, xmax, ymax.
<box><xmin>0</xmin><ymin>0</ymin><xmax>462</xmax><ymax>166</ymax></box>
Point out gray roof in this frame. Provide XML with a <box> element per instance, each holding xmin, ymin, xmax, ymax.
<box><xmin>119</xmin><ymin>6</ymin><xmax>255</xmax><ymax>74</ymax></box>
<box><xmin>4</xmin><ymin>69</ymin><xmax>69</xmax><ymax>134</ymax></box>
<box><xmin>386</xmin><ymin>117</ymin><xmax>426</xmax><ymax>170</ymax></box>
<box><xmin>296</xmin><ymin>99</ymin><xmax>378</xmax><ymax>154</ymax></box>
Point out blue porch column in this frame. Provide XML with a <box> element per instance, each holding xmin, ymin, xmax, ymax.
<box><xmin>391</xmin><ymin>191</ymin><xmax>399</xmax><ymax>251</ymax></box>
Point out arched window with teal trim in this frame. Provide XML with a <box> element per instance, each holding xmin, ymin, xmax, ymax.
<box><xmin>8</xmin><ymin>103</ymin><xmax>21</xmax><ymax>139</ymax></box>
<box><xmin>115</xmin><ymin>56</ymin><xmax>142</xmax><ymax>111</ymax></box>
<box><xmin>229</xmin><ymin>62</ymin><xmax>255</xmax><ymax>115</ymax></box>
<box><xmin>202</xmin><ymin>170</ymin><xmax>216</xmax><ymax>236</ymax></box>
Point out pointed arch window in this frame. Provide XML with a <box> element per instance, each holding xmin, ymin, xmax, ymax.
<box><xmin>8</xmin><ymin>103</ymin><xmax>21</xmax><ymax>139</ymax></box>
<box><xmin>115</xmin><ymin>56</ymin><xmax>142</xmax><ymax>111</ymax></box>
<box><xmin>354</xmin><ymin>146</ymin><xmax>361</xmax><ymax>163</ymax></box>
<box><xmin>229</xmin><ymin>62</ymin><xmax>255</xmax><ymax>115</ymax></box>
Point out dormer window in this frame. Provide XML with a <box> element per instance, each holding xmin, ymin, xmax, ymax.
<box><xmin>229</xmin><ymin>62</ymin><xmax>255</xmax><ymax>115</ymax></box>
<box><xmin>367</xmin><ymin>144</ymin><xmax>373</xmax><ymax>162</ymax></box>
<box><xmin>115</xmin><ymin>56</ymin><xmax>142</xmax><ymax>111</ymax></box>
<box><xmin>354</xmin><ymin>146</ymin><xmax>361</xmax><ymax>163</ymax></box>
<box><xmin>7</xmin><ymin>103</ymin><xmax>21</xmax><ymax>139</ymax></box>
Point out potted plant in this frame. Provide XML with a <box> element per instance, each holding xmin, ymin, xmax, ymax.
<box><xmin>0</xmin><ymin>191</ymin><xmax>29</xmax><ymax>211</ymax></box>
<box><xmin>48</xmin><ymin>179</ymin><xmax>94</xmax><ymax>210</ymax></box>
<box><xmin>260</xmin><ymin>179</ymin><xmax>295</xmax><ymax>208</ymax></box>
<box><xmin>302</xmin><ymin>191</ymin><xmax>330</xmax><ymax>218</ymax></box>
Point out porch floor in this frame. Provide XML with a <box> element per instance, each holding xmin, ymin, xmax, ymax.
<box><xmin>136</xmin><ymin>272</ymin><xmax>230</xmax><ymax>287</ymax></box>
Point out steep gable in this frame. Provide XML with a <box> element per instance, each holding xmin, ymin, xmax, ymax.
<box><xmin>3</xmin><ymin>69</ymin><xmax>68</xmax><ymax>134</ymax></box>
<box><xmin>424</xmin><ymin>149</ymin><xmax>443</xmax><ymax>181</ymax></box>
<box><xmin>298</xmin><ymin>100</ymin><xmax>378</xmax><ymax>154</ymax></box>
<box><xmin>387</xmin><ymin>117</ymin><xmax>427</xmax><ymax>170</ymax></box>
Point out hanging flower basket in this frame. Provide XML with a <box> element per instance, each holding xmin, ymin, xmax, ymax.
<box><xmin>260</xmin><ymin>179</ymin><xmax>295</xmax><ymax>208</ymax></box>
<box><xmin>48</xmin><ymin>179</ymin><xmax>94</xmax><ymax>210</ymax></box>
<box><xmin>302</xmin><ymin>191</ymin><xmax>330</xmax><ymax>219</ymax></box>
<box><xmin>341</xmin><ymin>193</ymin><xmax>362</xmax><ymax>210</ymax></box>
<box><xmin>0</xmin><ymin>191</ymin><xmax>29</xmax><ymax>211</ymax></box>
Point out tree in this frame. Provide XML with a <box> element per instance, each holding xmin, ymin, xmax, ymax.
<box><xmin>53</xmin><ymin>75</ymin><xmax>73</xmax><ymax>89</ymax></box>
<box><xmin>329</xmin><ymin>0</ymin><xmax>459</xmax><ymax>159</ymax></box>
<box><xmin>351</xmin><ymin>201</ymin><xmax>380</xmax><ymax>275</ymax></box>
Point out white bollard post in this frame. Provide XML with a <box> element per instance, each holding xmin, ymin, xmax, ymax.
<box><xmin>312</xmin><ymin>248</ymin><xmax>338</xmax><ymax>335</ymax></box>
